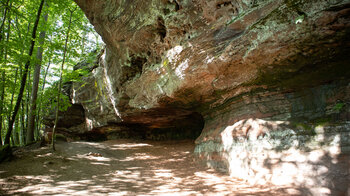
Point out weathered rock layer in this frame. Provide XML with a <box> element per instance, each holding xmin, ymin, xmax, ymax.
<box><xmin>63</xmin><ymin>0</ymin><xmax>350</xmax><ymax>193</ymax></box>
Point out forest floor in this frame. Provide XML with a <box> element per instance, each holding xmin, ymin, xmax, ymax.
<box><xmin>1</xmin><ymin>139</ymin><xmax>298</xmax><ymax>195</ymax></box>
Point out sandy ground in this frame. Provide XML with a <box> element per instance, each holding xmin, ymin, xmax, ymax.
<box><xmin>0</xmin><ymin>139</ymin><xmax>296</xmax><ymax>195</ymax></box>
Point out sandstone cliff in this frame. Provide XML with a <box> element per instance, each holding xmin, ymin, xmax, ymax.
<box><xmin>56</xmin><ymin>0</ymin><xmax>349</xmax><ymax>193</ymax></box>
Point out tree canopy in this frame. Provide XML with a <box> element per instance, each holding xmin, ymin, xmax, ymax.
<box><xmin>0</xmin><ymin>0</ymin><xmax>101</xmax><ymax>148</ymax></box>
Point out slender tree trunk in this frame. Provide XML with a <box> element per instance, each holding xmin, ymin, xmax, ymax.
<box><xmin>15</xmin><ymin>114</ymin><xmax>20</xmax><ymax>146</ymax></box>
<box><xmin>26</xmin><ymin>11</ymin><xmax>48</xmax><ymax>144</ymax></box>
<box><xmin>4</xmin><ymin>0</ymin><xmax>45</xmax><ymax>145</ymax></box>
<box><xmin>20</xmin><ymin>101</ymin><xmax>25</xmax><ymax>144</ymax></box>
<box><xmin>24</xmin><ymin>16</ymin><xmax>34</xmax><ymax>141</ymax></box>
<box><xmin>52</xmin><ymin>7</ymin><xmax>76</xmax><ymax>151</ymax></box>
<box><xmin>35</xmin><ymin>112</ymin><xmax>40</xmax><ymax>140</ymax></box>
<box><xmin>41</xmin><ymin>60</ymin><xmax>51</xmax><ymax>92</ymax></box>
<box><xmin>10</xmin><ymin>134</ymin><xmax>14</xmax><ymax>146</ymax></box>
<box><xmin>0</xmin><ymin>16</ymin><xmax>5</xmax><ymax>147</ymax></box>
<box><xmin>17</xmin><ymin>21</ymin><xmax>32</xmax><ymax>145</ymax></box>
<box><xmin>0</xmin><ymin>72</ymin><xmax>5</xmax><ymax>146</ymax></box>
<box><xmin>36</xmin><ymin>59</ymin><xmax>51</xmax><ymax>139</ymax></box>
<box><xmin>11</xmin><ymin>126</ymin><xmax>18</xmax><ymax>146</ymax></box>
<box><xmin>5</xmin><ymin>16</ymin><xmax>12</xmax><ymax>111</ymax></box>
<box><xmin>1</xmin><ymin>6</ymin><xmax>12</xmax><ymax>146</ymax></box>
<box><xmin>0</xmin><ymin>0</ymin><xmax>10</xmax><ymax>42</ymax></box>
<box><xmin>7</xmin><ymin>68</ymin><xmax>18</xmax><ymax>144</ymax></box>
<box><xmin>25</xmin><ymin>70</ymin><xmax>30</xmax><ymax>133</ymax></box>
<box><xmin>8</xmin><ymin>68</ymin><xmax>18</xmax><ymax>122</ymax></box>
<box><xmin>0</xmin><ymin>7</ymin><xmax>5</xmax><ymax>146</ymax></box>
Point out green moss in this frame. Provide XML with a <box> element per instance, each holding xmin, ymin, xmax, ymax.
<box><xmin>310</xmin><ymin>116</ymin><xmax>346</xmax><ymax>127</ymax></box>
<box><xmin>333</xmin><ymin>103</ymin><xmax>345</xmax><ymax>112</ymax></box>
<box><xmin>289</xmin><ymin>121</ymin><xmax>317</xmax><ymax>136</ymax></box>
<box><xmin>297</xmin><ymin>128</ymin><xmax>316</xmax><ymax>136</ymax></box>
<box><xmin>248</xmin><ymin>2</ymin><xmax>291</xmax><ymax>31</ymax></box>
<box><xmin>162</xmin><ymin>58</ymin><xmax>169</xmax><ymax>67</ymax></box>
<box><xmin>226</xmin><ymin>11</ymin><xmax>247</xmax><ymax>26</ymax></box>
<box><xmin>311</xmin><ymin>117</ymin><xmax>332</xmax><ymax>126</ymax></box>
<box><xmin>294</xmin><ymin>122</ymin><xmax>312</xmax><ymax>130</ymax></box>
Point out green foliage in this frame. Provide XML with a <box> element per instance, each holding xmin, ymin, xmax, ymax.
<box><xmin>63</xmin><ymin>68</ymin><xmax>89</xmax><ymax>83</ymax></box>
<box><xmin>333</xmin><ymin>102</ymin><xmax>344</xmax><ymax>112</ymax></box>
<box><xmin>0</xmin><ymin>0</ymin><xmax>101</xmax><ymax>145</ymax></box>
<box><xmin>40</xmin><ymin>84</ymin><xmax>70</xmax><ymax>111</ymax></box>
<box><xmin>295</xmin><ymin>14</ymin><xmax>304</xmax><ymax>24</ymax></box>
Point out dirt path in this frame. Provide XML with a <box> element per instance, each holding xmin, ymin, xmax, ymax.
<box><xmin>1</xmin><ymin>139</ymin><xmax>294</xmax><ymax>195</ymax></box>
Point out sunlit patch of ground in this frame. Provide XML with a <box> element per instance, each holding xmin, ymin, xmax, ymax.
<box><xmin>1</xmin><ymin>139</ymin><xmax>297</xmax><ymax>195</ymax></box>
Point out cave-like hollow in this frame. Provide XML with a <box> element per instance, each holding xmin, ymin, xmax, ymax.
<box><xmin>83</xmin><ymin>108</ymin><xmax>205</xmax><ymax>142</ymax></box>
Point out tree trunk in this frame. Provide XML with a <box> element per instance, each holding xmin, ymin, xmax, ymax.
<box><xmin>15</xmin><ymin>113</ymin><xmax>20</xmax><ymax>146</ymax></box>
<box><xmin>0</xmin><ymin>0</ymin><xmax>11</xmax><ymax>42</ymax></box>
<box><xmin>26</xmin><ymin>11</ymin><xmax>48</xmax><ymax>144</ymax></box>
<box><xmin>0</xmin><ymin>72</ymin><xmax>5</xmax><ymax>146</ymax></box>
<box><xmin>0</xmin><ymin>8</ymin><xmax>5</xmax><ymax>146</ymax></box>
<box><xmin>36</xmin><ymin>59</ymin><xmax>51</xmax><ymax>140</ymax></box>
<box><xmin>25</xmin><ymin>70</ymin><xmax>31</xmax><ymax>135</ymax></box>
<box><xmin>52</xmin><ymin>7</ymin><xmax>76</xmax><ymax>151</ymax></box>
<box><xmin>20</xmin><ymin>101</ymin><xmax>25</xmax><ymax>144</ymax></box>
<box><xmin>6</xmin><ymin>15</ymin><xmax>14</xmax><ymax>139</ymax></box>
<box><xmin>7</xmin><ymin>68</ymin><xmax>18</xmax><ymax>128</ymax></box>
<box><xmin>1</xmin><ymin>4</ymin><xmax>12</xmax><ymax>146</ymax></box>
<box><xmin>4</xmin><ymin>0</ymin><xmax>45</xmax><ymax>145</ymax></box>
<box><xmin>11</xmin><ymin>127</ymin><xmax>18</xmax><ymax>146</ymax></box>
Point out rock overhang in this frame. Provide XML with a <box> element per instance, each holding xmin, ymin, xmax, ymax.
<box><xmin>57</xmin><ymin>1</ymin><xmax>350</xmax><ymax>191</ymax></box>
<box><xmin>68</xmin><ymin>0</ymin><xmax>350</xmax><ymax>140</ymax></box>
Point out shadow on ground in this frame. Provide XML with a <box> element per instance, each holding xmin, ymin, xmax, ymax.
<box><xmin>1</xmin><ymin>139</ymin><xmax>298</xmax><ymax>195</ymax></box>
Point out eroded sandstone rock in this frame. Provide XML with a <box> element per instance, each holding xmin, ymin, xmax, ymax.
<box><xmin>43</xmin><ymin>104</ymin><xmax>85</xmax><ymax>128</ymax></box>
<box><xmin>71</xmin><ymin>0</ymin><xmax>350</xmax><ymax>193</ymax></box>
<box><xmin>73</xmin><ymin>0</ymin><xmax>350</xmax><ymax>122</ymax></box>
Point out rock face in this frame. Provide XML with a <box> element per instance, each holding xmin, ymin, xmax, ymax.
<box><xmin>71</xmin><ymin>0</ymin><xmax>350</xmax><ymax>193</ymax></box>
<box><xmin>43</xmin><ymin>104</ymin><xmax>85</xmax><ymax>129</ymax></box>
